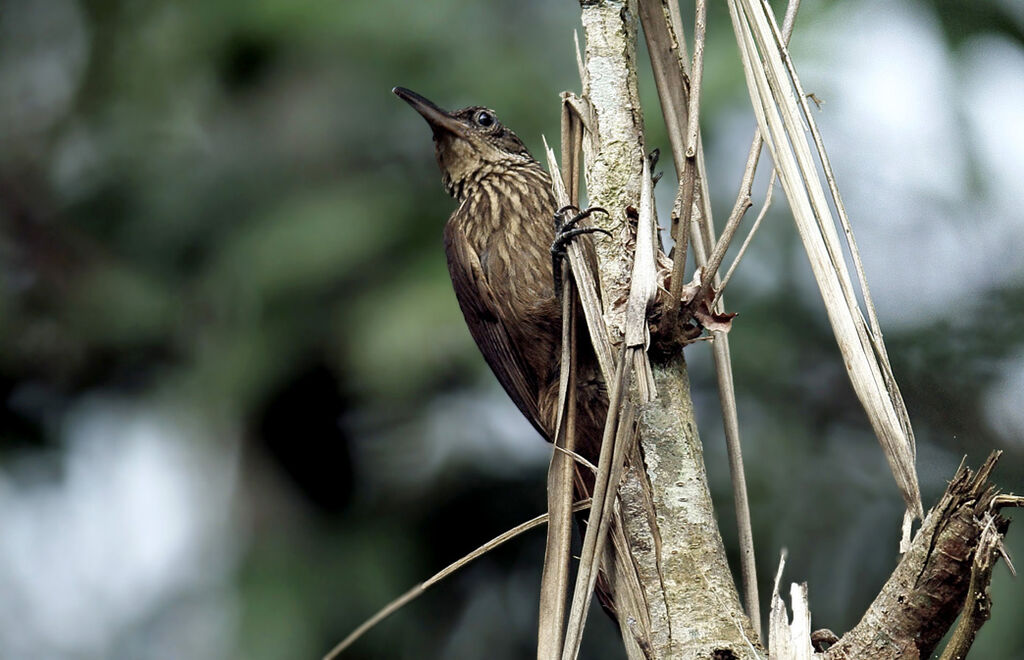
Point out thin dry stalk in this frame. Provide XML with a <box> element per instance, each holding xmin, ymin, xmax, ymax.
<box><xmin>561</xmin><ymin>346</ymin><xmax>631</xmax><ymax>660</ymax></box>
<box><xmin>715</xmin><ymin>171</ymin><xmax>777</xmax><ymax>307</ymax></box>
<box><xmin>637</xmin><ymin>0</ymin><xmax>695</xmax><ymax>324</ymax></box>
<box><xmin>537</xmin><ymin>240</ymin><xmax>580</xmax><ymax>658</ymax></box>
<box><xmin>536</xmin><ymin>107</ymin><xmax>590</xmax><ymax>660</ymax></box>
<box><xmin>685</xmin><ymin>0</ymin><xmax>707</xmax><ymax>158</ymax></box>
<box><xmin>700</xmin><ymin>0</ymin><xmax>799</xmax><ymax>308</ymax></box>
<box><xmin>697</xmin><ymin>137</ymin><xmax>762</xmax><ymax>309</ymax></box>
<box><xmin>323</xmin><ymin>500</ymin><xmax>592</xmax><ymax>658</ymax></box>
<box><xmin>667</xmin><ymin>160</ymin><xmax>695</xmax><ymax>319</ymax></box>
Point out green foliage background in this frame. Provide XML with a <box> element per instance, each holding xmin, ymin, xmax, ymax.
<box><xmin>0</xmin><ymin>0</ymin><xmax>1021</xmax><ymax>658</ymax></box>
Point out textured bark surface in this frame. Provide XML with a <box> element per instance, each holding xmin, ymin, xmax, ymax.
<box><xmin>638</xmin><ymin>357</ymin><xmax>760</xmax><ymax>656</ymax></box>
<box><xmin>825</xmin><ymin>454</ymin><xmax>1008</xmax><ymax>659</ymax></box>
<box><xmin>579</xmin><ymin>1</ymin><xmax>760</xmax><ymax>657</ymax></box>
<box><xmin>579</xmin><ymin>0</ymin><xmax>646</xmax><ymax>337</ymax></box>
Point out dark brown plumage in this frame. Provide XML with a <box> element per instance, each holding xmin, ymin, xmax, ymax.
<box><xmin>393</xmin><ymin>87</ymin><xmax>607</xmax><ymax>462</ymax></box>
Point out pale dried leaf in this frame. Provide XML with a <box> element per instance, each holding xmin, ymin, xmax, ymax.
<box><xmin>624</xmin><ymin>156</ymin><xmax>658</xmax><ymax>349</ymax></box>
<box><xmin>727</xmin><ymin>0</ymin><xmax>922</xmax><ymax>523</ymax></box>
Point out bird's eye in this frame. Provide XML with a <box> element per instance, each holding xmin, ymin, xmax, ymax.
<box><xmin>475</xmin><ymin>111</ymin><xmax>494</xmax><ymax>127</ymax></box>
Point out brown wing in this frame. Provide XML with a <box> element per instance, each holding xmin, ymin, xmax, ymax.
<box><xmin>443</xmin><ymin>221</ymin><xmax>549</xmax><ymax>440</ymax></box>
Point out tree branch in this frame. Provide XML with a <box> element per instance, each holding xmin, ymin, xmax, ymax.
<box><xmin>824</xmin><ymin>452</ymin><xmax>1011</xmax><ymax>659</ymax></box>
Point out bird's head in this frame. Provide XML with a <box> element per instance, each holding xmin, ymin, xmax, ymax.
<box><xmin>393</xmin><ymin>87</ymin><xmax>533</xmax><ymax>198</ymax></box>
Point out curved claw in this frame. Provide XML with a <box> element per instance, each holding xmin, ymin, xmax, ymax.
<box><xmin>550</xmin><ymin>226</ymin><xmax>612</xmax><ymax>256</ymax></box>
<box><xmin>554</xmin><ymin>204</ymin><xmax>580</xmax><ymax>233</ymax></box>
<box><xmin>558</xmin><ymin>206</ymin><xmax>609</xmax><ymax>232</ymax></box>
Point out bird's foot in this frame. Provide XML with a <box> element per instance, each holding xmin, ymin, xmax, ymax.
<box><xmin>551</xmin><ymin>205</ymin><xmax>611</xmax><ymax>296</ymax></box>
<box><xmin>553</xmin><ymin>205</ymin><xmax>610</xmax><ymax>235</ymax></box>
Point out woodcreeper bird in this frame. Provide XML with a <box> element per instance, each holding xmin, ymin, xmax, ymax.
<box><xmin>393</xmin><ymin>87</ymin><xmax>609</xmax><ymax>464</ymax></box>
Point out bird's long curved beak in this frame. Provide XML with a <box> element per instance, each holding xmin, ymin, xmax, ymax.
<box><xmin>393</xmin><ymin>87</ymin><xmax>467</xmax><ymax>137</ymax></box>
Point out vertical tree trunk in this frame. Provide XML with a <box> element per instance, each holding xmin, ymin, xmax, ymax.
<box><xmin>577</xmin><ymin>1</ymin><xmax>761</xmax><ymax>656</ymax></box>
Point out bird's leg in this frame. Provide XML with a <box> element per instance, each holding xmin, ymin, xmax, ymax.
<box><xmin>551</xmin><ymin>205</ymin><xmax>611</xmax><ymax>297</ymax></box>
